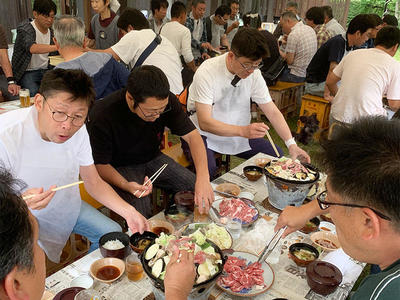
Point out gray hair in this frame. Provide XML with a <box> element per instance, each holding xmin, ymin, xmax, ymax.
<box><xmin>286</xmin><ymin>1</ymin><xmax>298</xmax><ymax>9</ymax></box>
<box><xmin>281</xmin><ymin>11</ymin><xmax>297</xmax><ymax>21</ymax></box>
<box><xmin>53</xmin><ymin>15</ymin><xmax>85</xmax><ymax>48</ymax></box>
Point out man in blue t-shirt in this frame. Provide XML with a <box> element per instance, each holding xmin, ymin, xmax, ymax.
<box><xmin>305</xmin><ymin>14</ymin><xmax>375</xmax><ymax>100</ymax></box>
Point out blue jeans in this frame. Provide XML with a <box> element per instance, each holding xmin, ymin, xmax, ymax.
<box><xmin>279</xmin><ymin>66</ymin><xmax>305</xmax><ymax>83</ymax></box>
<box><xmin>19</xmin><ymin>68</ymin><xmax>49</xmax><ymax>96</ymax></box>
<box><xmin>72</xmin><ymin>201</ymin><xmax>122</xmax><ymax>253</ymax></box>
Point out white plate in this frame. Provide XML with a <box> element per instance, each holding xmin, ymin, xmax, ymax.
<box><xmin>217</xmin><ymin>251</ymin><xmax>274</xmax><ymax>297</ymax></box>
<box><xmin>210</xmin><ymin>199</ymin><xmax>259</xmax><ymax>227</ymax></box>
<box><xmin>319</xmin><ymin>221</ymin><xmax>336</xmax><ymax>234</ymax></box>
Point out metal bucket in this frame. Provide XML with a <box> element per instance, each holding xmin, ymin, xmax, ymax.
<box><xmin>264</xmin><ymin>162</ymin><xmax>320</xmax><ymax>210</ymax></box>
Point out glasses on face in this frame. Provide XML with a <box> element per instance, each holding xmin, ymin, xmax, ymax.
<box><xmin>44</xmin><ymin>97</ymin><xmax>86</xmax><ymax>127</ymax></box>
<box><xmin>218</xmin><ymin>15</ymin><xmax>229</xmax><ymax>24</ymax></box>
<box><xmin>234</xmin><ymin>54</ymin><xmax>263</xmax><ymax>71</ymax></box>
<box><xmin>137</xmin><ymin>103</ymin><xmax>171</xmax><ymax>118</ymax></box>
<box><xmin>317</xmin><ymin>191</ymin><xmax>391</xmax><ymax>221</ymax></box>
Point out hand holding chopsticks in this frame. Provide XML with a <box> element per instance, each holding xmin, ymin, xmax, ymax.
<box><xmin>133</xmin><ymin>164</ymin><xmax>168</xmax><ymax>198</ymax></box>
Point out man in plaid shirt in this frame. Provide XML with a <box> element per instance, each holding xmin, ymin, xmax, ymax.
<box><xmin>279</xmin><ymin>11</ymin><xmax>317</xmax><ymax>83</ymax></box>
<box><xmin>305</xmin><ymin>7</ymin><xmax>333</xmax><ymax>49</ymax></box>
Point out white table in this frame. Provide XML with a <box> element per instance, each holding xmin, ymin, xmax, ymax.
<box><xmin>45</xmin><ymin>153</ymin><xmax>364</xmax><ymax>300</ymax></box>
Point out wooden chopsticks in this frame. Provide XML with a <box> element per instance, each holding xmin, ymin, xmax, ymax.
<box><xmin>134</xmin><ymin>163</ymin><xmax>168</xmax><ymax>198</ymax></box>
<box><xmin>22</xmin><ymin>181</ymin><xmax>84</xmax><ymax>200</ymax></box>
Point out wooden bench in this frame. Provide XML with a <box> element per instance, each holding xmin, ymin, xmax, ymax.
<box><xmin>296</xmin><ymin>94</ymin><xmax>331</xmax><ymax>138</ymax></box>
<box><xmin>257</xmin><ymin>81</ymin><xmax>304</xmax><ymax>120</ymax></box>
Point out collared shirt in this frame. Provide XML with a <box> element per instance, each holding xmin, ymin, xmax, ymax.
<box><xmin>226</xmin><ymin>14</ymin><xmax>239</xmax><ymax>45</ymax></box>
<box><xmin>148</xmin><ymin>15</ymin><xmax>169</xmax><ymax>34</ymax></box>
<box><xmin>285</xmin><ymin>22</ymin><xmax>317</xmax><ymax>77</ymax></box>
<box><xmin>185</xmin><ymin>12</ymin><xmax>207</xmax><ymax>58</ymax></box>
<box><xmin>326</xmin><ymin>18</ymin><xmax>346</xmax><ymax>36</ymax></box>
<box><xmin>314</xmin><ymin>24</ymin><xmax>333</xmax><ymax>48</ymax></box>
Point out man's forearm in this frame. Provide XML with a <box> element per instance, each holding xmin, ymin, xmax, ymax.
<box><xmin>261</xmin><ymin>102</ymin><xmax>292</xmax><ymax>142</ymax></box>
<box><xmin>182</xmin><ymin>130</ymin><xmax>209</xmax><ymax>180</ymax></box>
<box><xmin>30</xmin><ymin>43</ymin><xmax>57</xmax><ymax>54</ymax></box>
<box><xmin>0</xmin><ymin>50</ymin><xmax>13</xmax><ymax>77</ymax></box>
<box><xmin>96</xmin><ymin>164</ymin><xmax>130</xmax><ymax>192</ymax></box>
<box><xmin>197</xmin><ymin>116</ymin><xmax>243</xmax><ymax>137</ymax></box>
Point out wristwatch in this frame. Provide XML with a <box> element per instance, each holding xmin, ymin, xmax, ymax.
<box><xmin>7</xmin><ymin>76</ymin><xmax>16</xmax><ymax>85</ymax></box>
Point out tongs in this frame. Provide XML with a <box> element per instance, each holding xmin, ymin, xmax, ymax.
<box><xmin>257</xmin><ymin>226</ymin><xmax>287</xmax><ymax>263</ymax></box>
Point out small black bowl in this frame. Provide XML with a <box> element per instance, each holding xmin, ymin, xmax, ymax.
<box><xmin>129</xmin><ymin>231</ymin><xmax>158</xmax><ymax>254</ymax></box>
<box><xmin>289</xmin><ymin>242</ymin><xmax>319</xmax><ymax>267</ymax></box>
<box><xmin>99</xmin><ymin>231</ymin><xmax>130</xmax><ymax>259</ymax></box>
<box><xmin>243</xmin><ymin>165</ymin><xmax>264</xmax><ymax>181</ymax></box>
<box><xmin>300</xmin><ymin>217</ymin><xmax>320</xmax><ymax>234</ymax></box>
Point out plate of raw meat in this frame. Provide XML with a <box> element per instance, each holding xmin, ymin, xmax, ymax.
<box><xmin>217</xmin><ymin>251</ymin><xmax>274</xmax><ymax>296</ymax></box>
<box><xmin>210</xmin><ymin>197</ymin><xmax>259</xmax><ymax>227</ymax></box>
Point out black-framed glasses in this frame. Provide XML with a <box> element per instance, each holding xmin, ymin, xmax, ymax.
<box><xmin>44</xmin><ymin>97</ymin><xmax>86</xmax><ymax>127</ymax></box>
<box><xmin>317</xmin><ymin>191</ymin><xmax>391</xmax><ymax>221</ymax></box>
<box><xmin>137</xmin><ymin>103</ymin><xmax>171</xmax><ymax>118</ymax></box>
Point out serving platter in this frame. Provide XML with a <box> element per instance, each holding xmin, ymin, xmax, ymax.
<box><xmin>216</xmin><ymin>251</ymin><xmax>274</xmax><ymax>297</ymax></box>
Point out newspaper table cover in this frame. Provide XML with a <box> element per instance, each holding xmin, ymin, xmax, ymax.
<box><xmin>45</xmin><ymin>153</ymin><xmax>364</xmax><ymax>300</ymax></box>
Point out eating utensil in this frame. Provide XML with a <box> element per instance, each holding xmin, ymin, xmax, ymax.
<box><xmin>211</xmin><ymin>206</ymin><xmax>222</xmax><ymax>219</ymax></box>
<box><xmin>213</xmin><ymin>189</ymin><xmax>240</xmax><ymax>199</ymax></box>
<box><xmin>22</xmin><ymin>181</ymin><xmax>84</xmax><ymax>200</ymax></box>
<box><xmin>134</xmin><ymin>164</ymin><xmax>168</xmax><ymax>198</ymax></box>
<box><xmin>265</xmin><ymin>130</ymin><xmax>280</xmax><ymax>158</ymax></box>
<box><xmin>257</xmin><ymin>226</ymin><xmax>287</xmax><ymax>263</ymax></box>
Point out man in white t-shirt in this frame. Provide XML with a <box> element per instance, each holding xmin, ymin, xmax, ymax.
<box><xmin>326</xmin><ymin>26</ymin><xmax>400</xmax><ymax>125</ymax></box>
<box><xmin>160</xmin><ymin>1</ymin><xmax>196</xmax><ymax>73</ymax></box>
<box><xmin>226</xmin><ymin>0</ymin><xmax>240</xmax><ymax>46</ymax></box>
<box><xmin>322</xmin><ymin>5</ymin><xmax>346</xmax><ymax>37</ymax></box>
<box><xmin>99</xmin><ymin>8</ymin><xmax>184</xmax><ymax>95</ymax></box>
<box><xmin>12</xmin><ymin>0</ymin><xmax>58</xmax><ymax>96</ymax></box>
<box><xmin>0</xmin><ymin>69</ymin><xmax>149</xmax><ymax>262</ymax></box>
<box><xmin>187</xmin><ymin>28</ymin><xmax>310</xmax><ymax>178</ymax></box>
<box><xmin>205</xmin><ymin>5</ymin><xmax>231</xmax><ymax>49</ymax></box>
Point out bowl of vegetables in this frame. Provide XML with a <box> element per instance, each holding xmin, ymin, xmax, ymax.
<box><xmin>141</xmin><ymin>232</ymin><xmax>226</xmax><ymax>297</ymax></box>
<box><xmin>289</xmin><ymin>243</ymin><xmax>319</xmax><ymax>267</ymax></box>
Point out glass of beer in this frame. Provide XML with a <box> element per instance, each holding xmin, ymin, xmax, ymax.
<box><xmin>126</xmin><ymin>253</ymin><xmax>144</xmax><ymax>281</ymax></box>
<box><xmin>19</xmin><ymin>89</ymin><xmax>30</xmax><ymax>107</ymax></box>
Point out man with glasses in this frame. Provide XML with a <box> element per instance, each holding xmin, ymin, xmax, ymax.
<box><xmin>12</xmin><ymin>0</ymin><xmax>58</xmax><ymax>97</ymax></box>
<box><xmin>225</xmin><ymin>0</ymin><xmax>240</xmax><ymax>46</ymax></box>
<box><xmin>186</xmin><ymin>28</ymin><xmax>310</xmax><ymax>179</ymax></box>
<box><xmin>205</xmin><ymin>5</ymin><xmax>231</xmax><ymax>50</ymax></box>
<box><xmin>87</xmin><ymin>65</ymin><xmax>213</xmax><ymax>217</ymax></box>
<box><xmin>276</xmin><ymin>116</ymin><xmax>400</xmax><ymax>300</ymax></box>
<box><xmin>0</xmin><ymin>68</ymin><xmax>149</xmax><ymax>263</ymax></box>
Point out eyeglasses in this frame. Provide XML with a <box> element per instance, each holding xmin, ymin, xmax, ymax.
<box><xmin>137</xmin><ymin>103</ymin><xmax>171</xmax><ymax>118</ymax></box>
<box><xmin>44</xmin><ymin>98</ymin><xmax>86</xmax><ymax>127</ymax></box>
<box><xmin>317</xmin><ymin>191</ymin><xmax>391</xmax><ymax>221</ymax></box>
<box><xmin>234</xmin><ymin>54</ymin><xmax>263</xmax><ymax>71</ymax></box>
<box><xmin>218</xmin><ymin>15</ymin><xmax>229</xmax><ymax>24</ymax></box>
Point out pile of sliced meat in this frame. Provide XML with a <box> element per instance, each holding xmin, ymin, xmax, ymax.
<box><xmin>219</xmin><ymin>198</ymin><xmax>257</xmax><ymax>223</ymax></box>
<box><xmin>218</xmin><ymin>256</ymin><xmax>265</xmax><ymax>292</ymax></box>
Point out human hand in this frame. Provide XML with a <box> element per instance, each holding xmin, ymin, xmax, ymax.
<box><xmin>124</xmin><ymin>176</ymin><xmax>152</xmax><ymax>198</ymax></box>
<box><xmin>165</xmin><ymin>247</ymin><xmax>195</xmax><ymax>300</ymax></box>
<box><xmin>194</xmin><ymin>177</ymin><xmax>214</xmax><ymax>214</ymax></box>
<box><xmin>201</xmin><ymin>52</ymin><xmax>210</xmax><ymax>60</ymax></box>
<box><xmin>241</xmin><ymin>123</ymin><xmax>269</xmax><ymax>139</ymax></box>
<box><xmin>201</xmin><ymin>42</ymin><xmax>213</xmax><ymax>50</ymax></box>
<box><xmin>275</xmin><ymin>205</ymin><xmax>309</xmax><ymax>238</ymax></box>
<box><xmin>288</xmin><ymin>145</ymin><xmax>311</xmax><ymax>163</ymax></box>
<box><xmin>8</xmin><ymin>84</ymin><xmax>20</xmax><ymax>96</ymax></box>
<box><xmin>232</xmin><ymin>20</ymin><xmax>239</xmax><ymax>28</ymax></box>
<box><xmin>324</xmin><ymin>90</ymin><xmax>334</xmax><ymax>102</ymax></box>
<box><xmin>124</xmin><ymin>207</ymin><xmax>149</xmax><ymax>234</ymax></box>
<box><xmin>22</xmin><ymin>186</ymin><xmax>57</xmax><ymax>210</ymax></box>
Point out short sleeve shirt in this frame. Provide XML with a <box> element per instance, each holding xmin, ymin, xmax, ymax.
<box><xmin>87</xmin><ymin>89</ymin><xmax>195</xmax><ymax>167</ymax></box>
<box><xmin>306</xmin><ymin>34</ymin><xmax>347</xmax><ymax>83</ymax></box>
<box><xmin>111</xmin><ymin>29</ymin><xmax>183</xmax><ymax>94</ymax></box>
<box><xmin>285</xmin><ymin>22</ymin><xmax>317</xmax><ymax>77</ymax></box>
<box><xmin>187</xmin><ymin>53</ymin><xmax>271</xmax><ymax>154</ymax></box>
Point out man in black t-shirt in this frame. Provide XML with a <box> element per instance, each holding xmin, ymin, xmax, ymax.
<box><xmin>87</xmin><ymin>66</ymin><xmax>213</xmax><ymax>218</ymax></box>
<box><xmin>305</xmin><ymin>14</ymin><xmax>375</xmax><ymax>101</ymax></box>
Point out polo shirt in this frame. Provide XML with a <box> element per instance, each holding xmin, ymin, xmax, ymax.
<box><xmin>326</xmin><ymin>18</ymin><xmax>346</xmax><ymax>37</ymax></box>
<box><xmin>87</xmin><ymin>89</ymin><xmax>195</xmax><ymax>167</ymax></box>
<box><xmin>285</xmin><ymin>22</ymin><xmax>317</xmax><ymax>77</ymax></box>
<box><xmin>351</xmin><ymin>259</ymin><xmax>400</xmax><ymax>300</ymax></box>
<box><xmin>111</xmin><ymin>29</ymin><xmax>183</xmax><ymax>94</ymax></box>
<box><xmin>306</xmin><ymin>34</ymin><xmax>349</xmax><ymax>83</ymax></box>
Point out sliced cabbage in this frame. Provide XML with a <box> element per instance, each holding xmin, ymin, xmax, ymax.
<box><xmin>190</xmin><ymin>229</ymin><xmax>206</xmax><ymax>245</ymax></box>
<box><xmin>204</xmin><ymin>223</ymin><xmax>231</xmax><ymax>249</ymax></box>
<box><xmin>156</xmin><ymin>232</ymin><xmax>176</xmax><ymax>247</ymax></box>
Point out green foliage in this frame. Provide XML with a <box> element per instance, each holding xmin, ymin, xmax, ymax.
<box><xmin>347</xmin><ymin>0</ymin><xmax>396</xmax><ymax>25</ymax></box>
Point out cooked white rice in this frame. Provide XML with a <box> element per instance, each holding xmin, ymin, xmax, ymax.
<box><xmin>102</xmin><ymin>239</ymin><xmax>125</xmax><ymax>250</ymax></box>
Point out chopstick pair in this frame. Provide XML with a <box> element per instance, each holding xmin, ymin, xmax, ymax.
<box><xmin>257</xmin><ymin>226</ymin><xmax>287</xmax><ymax>263</ymax></box>
<box><xmin>134</xmin><ymin>163</ymin><xmax>168</xmax><ymax>198</ymax></box>
<box><xmin>265</xmin><ymin>129</ymin><xmax>280</xmax><ymax>158</ymax></box>
<box><xmin>22</xmin><ymin>181</ymin><xmax>84</xmax><ymax>201</ymax></box>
